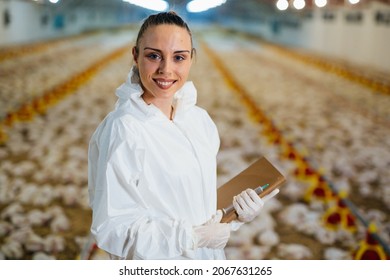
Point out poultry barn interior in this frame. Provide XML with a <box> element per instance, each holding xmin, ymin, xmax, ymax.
<box><xmin>0</xmin><ymin>0</ymin><xmax>389</xmax><ymax>261</ymax></box>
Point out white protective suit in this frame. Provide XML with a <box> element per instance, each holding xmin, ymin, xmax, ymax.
<box><xmin>88</xmin><ymin>67</ymin><xmax>225</xmax><ymax>260</ymax></box>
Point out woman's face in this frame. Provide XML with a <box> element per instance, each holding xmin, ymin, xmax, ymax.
<box><xmin>133</xmin><ymin>24</ymin><xmax>193</xmax><ymax>104</ymax></box>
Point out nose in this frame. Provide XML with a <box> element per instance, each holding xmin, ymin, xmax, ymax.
<box><xmin>158</xmin><ymin>59</ymin><xmax>172</xmax><ymax>75</ymax></box>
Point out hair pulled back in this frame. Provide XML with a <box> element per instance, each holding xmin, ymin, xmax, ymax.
<box><xmin>134</xmin><ymin>11</ymin><xmax>195</xmax><ymax>58</ymax></box>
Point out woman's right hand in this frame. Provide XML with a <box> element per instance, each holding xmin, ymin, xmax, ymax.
<box><xmin>193</xmin><ymin>210</ymin><xmax>230</xmax><ymax>249</ymax></box>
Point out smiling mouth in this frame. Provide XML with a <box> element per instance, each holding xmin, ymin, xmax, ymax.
<box><xmin>154</xmin><ymin>79</ymin><xmax>176</xmax><ymax>89</ymax></box>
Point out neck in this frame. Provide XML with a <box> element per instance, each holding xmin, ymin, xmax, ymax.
<box><xmin>141</xmin><ymin>94</ymin><xmax>174</xmax><ymax>120</ymax></box>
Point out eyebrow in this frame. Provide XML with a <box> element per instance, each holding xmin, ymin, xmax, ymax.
<box><xmin>144</xmin><ymin>47</ymin><xmax>191</xmax><ymax>54</ymax></box>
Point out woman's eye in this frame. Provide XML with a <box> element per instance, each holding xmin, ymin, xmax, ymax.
<box><xmin>147</xmin><ymin>53</ymin><xmax>161</xmax><ymax>60</ymax></box>
<box><xmin>174</xmin><ymin>55</ymin><xmax>185</xmax><ymax>61</ymax></box>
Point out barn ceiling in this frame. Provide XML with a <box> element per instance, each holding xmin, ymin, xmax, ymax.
<box><xmin>27</xmin><ymin>0</ymin><xmax>390</xmax><ymax>11</ymax></box>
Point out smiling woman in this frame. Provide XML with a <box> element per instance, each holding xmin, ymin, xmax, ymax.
<box><xmin>87</xmin><ymin>11</ymin><xmax>279</xmax><ymax>260</ymax></box>
<box><xmin>132</xmin><ymin>23</ymin><xmax>193</xmax><ymax>119</ymax></box>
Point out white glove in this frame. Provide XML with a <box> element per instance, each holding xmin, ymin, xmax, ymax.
<box><xmin>193</xmin><ymin>210</ymin><xmax>230</xmax><ymax>250</ymax></box>
<box><xmin>233</xmin><ymin>188</ymin><xmax>280</xmax><ymax>223</ymax></box>
<box><xmin>204</xmin><ymin>209</ymin><xmax>223</xmax><ymax>225</ymax></box>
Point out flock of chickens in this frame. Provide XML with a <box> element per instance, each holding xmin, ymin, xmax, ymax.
<box><xmin>0</xmin><ymin>27</ymin><xmax>389</xmax><ymax>260</ymax></box>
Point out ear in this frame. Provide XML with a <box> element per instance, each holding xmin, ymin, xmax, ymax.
<box><xmin>132</xmin><ymin>46</ymin><xmax>138</xmax><ymax>64</ymax></box>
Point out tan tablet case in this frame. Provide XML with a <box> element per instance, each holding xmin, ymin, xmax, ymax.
<box><xmin>217</xmin><ymin>156</ymin><xmax>286</xmax><ymax>223</ymax></box>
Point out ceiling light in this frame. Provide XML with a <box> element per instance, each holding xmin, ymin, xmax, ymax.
<box><xmin>276</xmin><ymin>0</ymin><xmax>289</xmax><ymax>11</ymax></box>
<box><xmin>187</xmin><ymin>0</ymin><xmax>227</xmax><ymax>13</ymax></box>
<box><xmin>315</xmin><ymin>0</ymin><xmax>327</xmax><ymax>7</ymax></box>
<box><xmin>293</xmin><ymin>0</ymin><xmax>305</xmax><ymax>10</ymax></box>
<box><xmin>123</xmin><ymin>0</ymin><xmax>169</xmax><ymax>12</ymax></box>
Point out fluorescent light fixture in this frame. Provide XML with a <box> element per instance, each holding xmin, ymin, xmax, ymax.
<box><xmin>123</xmin><ymin>0</ymin><xmax>169</xmax><ymax>12</ymax></box>
<box><xmin>276</xmin><ymin>0</ymin><xmax>289</xmax><ymax>11</ymax></box>
<box><xmin>49</xmin><ymin>0</ymin><xmax>60</xmax><ymax>3</ymax></box>
<box><xmin>315</xmin><ymin>0</ymin><xmax>327</xmax><ymax>7</ymax></box>
<box><xmin>187</xmin><ymin>0</ymin><xmax>227</xmax><ymax>13</ymax></box>
<box><xmin>293</xmin><ymin>0</ymin><xmax>305</xmax><ymax>10</ymax></box>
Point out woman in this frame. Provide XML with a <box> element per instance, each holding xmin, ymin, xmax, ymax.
<box><xmin>88</xmin><ymin>11</ymin><xmax>278</xmax><ymax>260</ymax></box>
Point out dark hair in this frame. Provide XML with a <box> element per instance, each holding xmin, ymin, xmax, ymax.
<box><xmin>134</xmin><ymin>11</ymin><xmax>195</xmax><ymax>58</ymax></box>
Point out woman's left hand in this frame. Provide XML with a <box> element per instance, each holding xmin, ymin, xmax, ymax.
<box><xmin>233</xmin><ymin>188</ymin><xmax>279</xmax><ymax>223</ymax></box>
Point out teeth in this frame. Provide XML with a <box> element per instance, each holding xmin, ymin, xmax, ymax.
<box><xmin>156</xmin><ymin>80</ymin><xmax>173</xmax><ymax>86</ymax></box>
